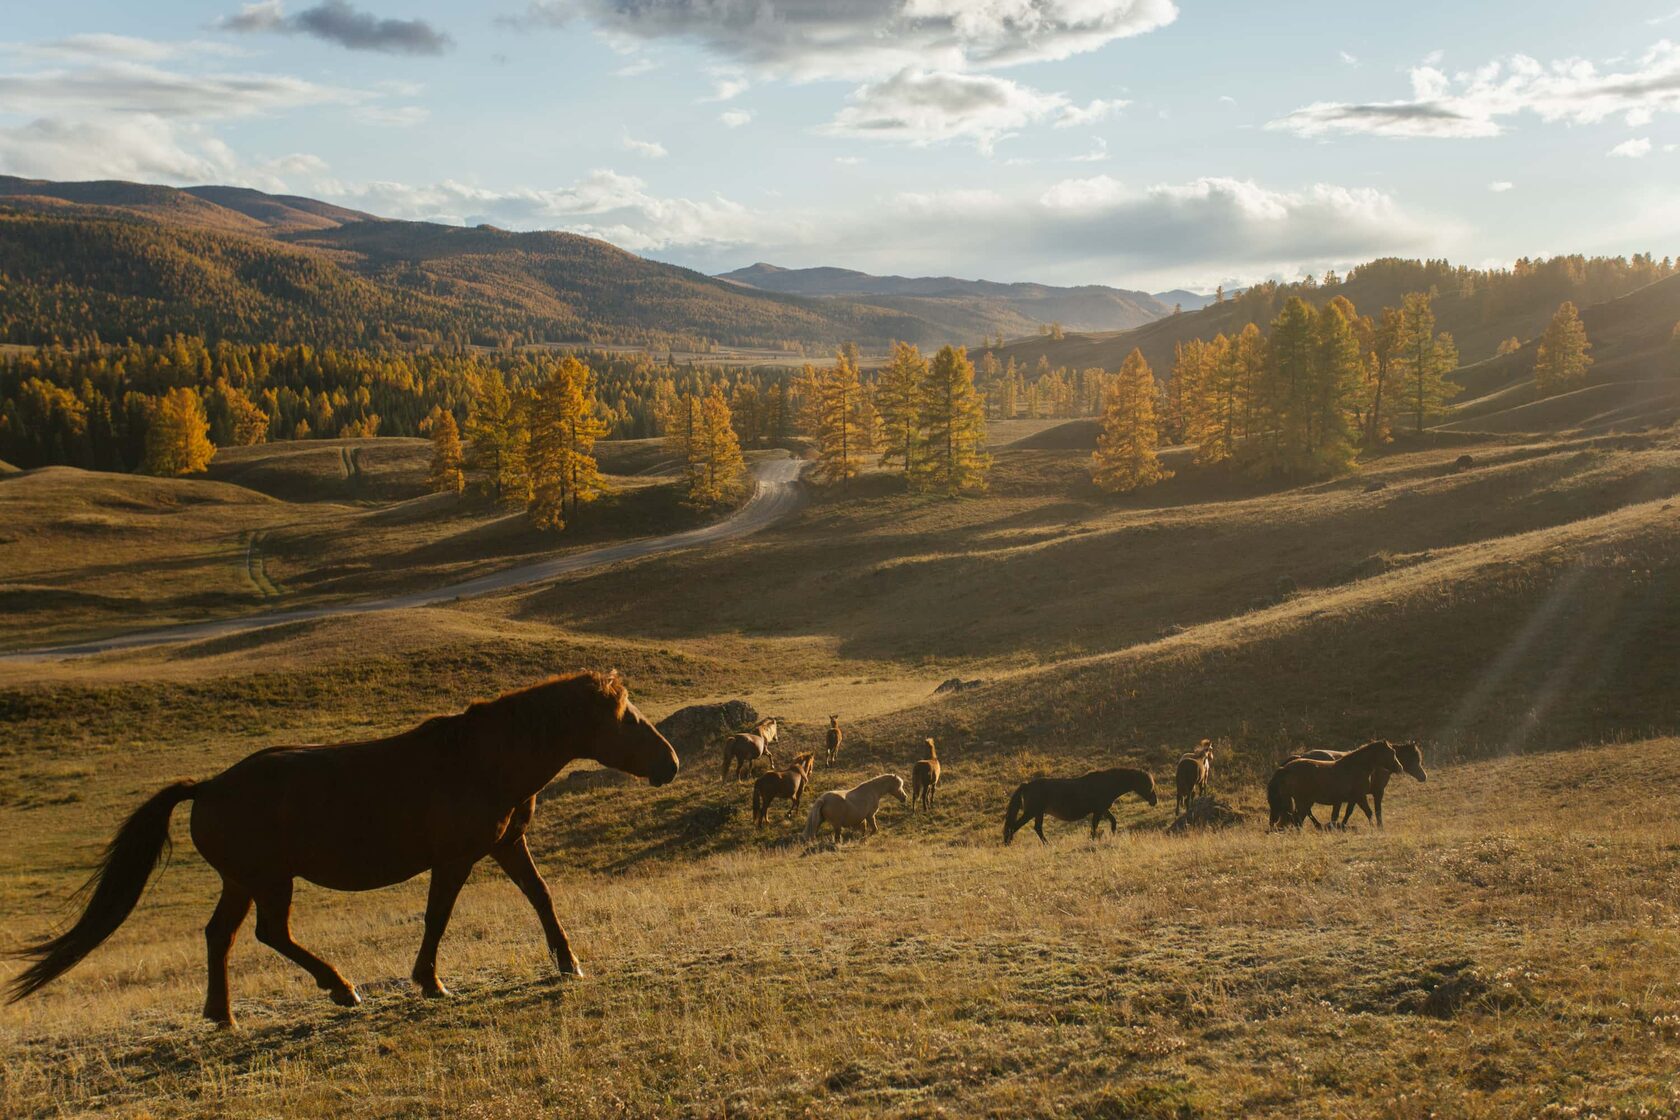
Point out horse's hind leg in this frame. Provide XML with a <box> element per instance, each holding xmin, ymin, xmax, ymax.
<box><xmin>1104</xmin><ymin>810</ymin><xmax>1119</xmax><ymax>835</ymax></box>
<box><xmin>1034</xmin><ymin>814</ymin><xmax>1048</xmax><ymax>845</ymax></box>
<box><xmin>203</xmin><ymin>878</ymin><xmax>252</xmax><ymax>1026</ymax></box>
<box><xmin>252</xmin><ymin>880</ymin><xmax>359</xmax><ymax>1008</ymax></box>
<box><xmin>412</xmin><ymin>859</ymin><xmax>475</xmax><ymax>997</ymax></box>
<box><xmin>492</xmin><ymin>835</ymin><xmax>583</xmax><ymax>976</ymax></box>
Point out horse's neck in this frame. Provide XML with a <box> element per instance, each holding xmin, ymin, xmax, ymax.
<box><xmin>471</xmin><ymin>702</ymin><xmax>580</xmax><ymax>803</ymax></box>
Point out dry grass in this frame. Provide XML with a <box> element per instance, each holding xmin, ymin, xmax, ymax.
<box><xmin>3</xmin><ymin>423</ymin><xmax>1680</xmax><ymax>1116</ymax></box>
<box><xmin>1</xmin><ymin>742</ymin><xmax>1677</xmax><ymax>1118</ymax></box>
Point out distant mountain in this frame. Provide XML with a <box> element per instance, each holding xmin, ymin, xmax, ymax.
<box><xmin>1152</xmin><ymin>289</ymin><xmax>1218</xmax><ymax>312</ymax></box>
<box><xmin>0</xmin><ymin>175</ymin><xmax>946</xmax><ymax>350</ymax></box>
<box><xmin>716</xmin><ymin>262</ymin><xmax>1173</xmax><ymax>339</ymax></box>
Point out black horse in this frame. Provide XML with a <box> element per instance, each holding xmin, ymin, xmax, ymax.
<box><xmin>1003</xmin><ymin>767</ymin><xmax>1158</xmax><ymax>844</ymax></box>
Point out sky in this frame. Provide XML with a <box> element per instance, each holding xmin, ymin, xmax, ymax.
<box><xmin>1</xmin><ymin>1</ymin><xmax>1678</xmax><ymax>292</ymax></box>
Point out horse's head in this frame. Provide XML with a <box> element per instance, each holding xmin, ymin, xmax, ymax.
<box><xmin>886</xmin><ymin>775</ymin><xmax>909</xmax><ymax>804</ymax></box>
<box><xmin>1138</xmin><ymin>771</ymin><xmax>1160</xmax><ymax>807</ymax></box>
<box><xmin>1372</xmin><ymin>741</ymin><xmax>1404</xmax><ymax>775</ymax></box>
<box><xmin>1396</xmin><ymin>741</ymin><xmax>1428</xmax><ymax>782</ymax></box>
<box><xmin>579</xmin><ymin>671</ymin><xmax>679</xmax><ymax>787</ymax></box>
<box><xmin>829</xmin><ymin>715</ymin><xmax>839</xmax><ymax>726</ymax></box>
<box><xmin>761</xmin><ymin>719</ymin><xmax>779</xmax><ymax>745</ymax></box>
<box><xmin>793</xmin><ymin>752</ymin><xmax>815</xmax><ymax>776</ymax></box>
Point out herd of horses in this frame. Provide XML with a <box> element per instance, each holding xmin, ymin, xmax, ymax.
<box><xmin>723</xmin><ymin>718</ymin><xmax>1426</xmax><ymax>844</ymax></box>
<box><xmin>4</xmin><ymin>674</ymin><xmax>1428</xmax><ymax>1026</ymax></box>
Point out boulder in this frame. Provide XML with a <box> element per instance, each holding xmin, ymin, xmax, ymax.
<box><xmin>656</xmin><ymin>700</ymin><xmax>760</xmax><ymax>761</ymax></box>
<box><xmin>934</xmin><ymin>677</ymin><xmax>987</xmax><ymax>695</ymax></box>
<box><xmin>1166</xmin><ymin>796</ymin><xmax>1247</xmax><ymax>834</ymax></box>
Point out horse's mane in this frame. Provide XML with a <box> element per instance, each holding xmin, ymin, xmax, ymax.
<box><xmin>412</xmin><ymin>672</ymin><xmax>625</xmax><ymax>738</ymax></box>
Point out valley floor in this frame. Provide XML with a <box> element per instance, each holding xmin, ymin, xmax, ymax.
<box><xmin>2</xmin><ymin>740</ymin><xmax>1677</xmax><ymax>1118</ymax></box>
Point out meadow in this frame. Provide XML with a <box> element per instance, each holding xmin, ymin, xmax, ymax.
<box><xmin>2</xmin><ymin>421</ymin><xmax>1678</xmax><ymax>1117</ymax></box>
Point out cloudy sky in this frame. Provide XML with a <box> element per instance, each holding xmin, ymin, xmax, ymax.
<box><xmin>2</xmin><ymin>1</ymin><xmax>1678</xmax><ymax>290</ymax></box>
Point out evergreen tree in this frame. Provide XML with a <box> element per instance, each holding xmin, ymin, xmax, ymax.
<box><xmin>876</xmin><ymin>341</ymin><xmax>925</xmax><ymax>476</ymax></box>
<box><xmin>692</xmin><ymin>386</ymin><xmax>746</xmax><ymax>505</ymax></box>
<box><xmin>913</xmin><ymin>345</ymin><xmax>990</xmax><ymax>496</ymax></box>
<box><xmin>465</xmin><ymin>370</ymin><xmax>529</xmax><ymax>505</ymax></box>
<box><xmin>1247</xmin><ymin>297</ymin><xmax>1318</xmax><ymax>476</ymax></box>
<box><xmin>427</xmin><ymin>410</ymin><xmax>466</xmax><ymax>495</ymax></box>
<box><xmin>526</xmin><ymin>356</ymin><xmax>607</xmax><ymax>529</ymax></box>
<box><xmin>805</xmin><ymin>346</ymin><xmax>865</xmax><ymax>487</ymax></box>
<box><xmin>1092</xmin><ymin>348</ymin><xmax>1169</xmax><ymax>493</ymax></box>
<box><xmin>141</xmin><ymin>387</ymin><xmax>214</xmax><ymax>476</ymax></box>
<box><xmin>1534</xmin><ymin>300</ymin><xmax>1593</xmax><ymax>396</ymax></box>
<box><xmin>1395</xmin><ymin>292</ymin><xmax>1460</xmax><ymax>432</ymax></box>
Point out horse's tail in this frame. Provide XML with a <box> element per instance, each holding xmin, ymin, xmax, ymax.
<box><xmin>1266</xmin><ymin>766</ymin><xmax>1289</xmax><ymax>828</ymax></box>
<box><xmin>803</xmin><ymin>797</ymin><xmax>825</xmax><ymax>841</ymax></box>
<box><xmin>751</xmin><ymin>782</ymin><xmax>766</xmax><ymax>825</ymax></box>
<box><xmin>7</xmin><ymin>781</ymin><xmax>196</xmax><ymax>1002</ymax></box>
<box><xmin>721</xmin><ymin>745</ymin><xmax>731</xmax><ymax>781</ymax></box>
<box><xmin>1003</xmin><ymin>784</ymin><xmax>1027</xmax><ymax>845</ymax></box>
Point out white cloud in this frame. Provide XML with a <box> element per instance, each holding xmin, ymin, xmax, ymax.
<box><xmin>0</xmin><ymin>60</ymin><xmax>362</xmax><ymax>119</ymax></box>
<box><xmin>353</xmin><ymin>104</ymin><xmax>429</xmax><ymax>126</ymax></box>
<box><xmin>1651</xmin><ymin>8</ymin><xmax>1680</xmax><ymax>25</ymax></box>
<box><xmin>332</xmin><ymin>169</ymin><xmax>799</xmax><ymax>252</ymax></box>
<box><xmin>0</xmin><ymin>113</ymin><xmax>331</xmax><ymax>191</ymax></box>
<box><xmin>622</xmin><ymin>135</ymin><xmax>668</xmax><ymax>158</ymax></box>
<box><xmin>1338</xmin><ymin>50</ymin><xmax>1359</xmax><ymax>67</ymax></box>
<box><xmin>506</xmin><ymin>0</ymin><xmax>1179</xmax><ymax>80</ymax></box>
<box><xmin>719</xmin><ymin>108</ymin><xmax>753</xmax><ymax>128</ymax></box>
<box><xmin>1488</xmin><ymin>180</ymin><xmax>1515</xmax><ymax>192</ymax></box>
<box><xmin>1071</xmin><ymin>136</ymin><xmax>1109</xmax><ymax>162</ymax></box>
<box><xmin>1610</xmin><ymin>136</ymin><xmax>1653</xmax><ymax>157</ymax></box>
<box><xmin>1270</xmin><ymin>40</ymin><xmax>1680</xmax><ymax>139</ymax></box>
<box><xmin>704</xmin><ymin>71</ymin><xmax>749</xmax><ymax>101</ymax></box>
<box><xmin>822</xmin><ymin>68</ymin><xmax>1121</xmax><ymax>152</ymax></box>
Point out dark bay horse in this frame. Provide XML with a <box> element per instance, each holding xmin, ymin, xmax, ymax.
<box><xmin>721</xmin><ymin>718</ymin><xmax>778</xmax><ymax>780</ymax></box>
<box><xmin>1293</xmin><ymin>740</ymin><xmax>1427</xmax><ymax>827</ymax></box>
<box><xmin>751</xmin><ymin>752</ymin><xmax>815</xmax><ymax>825</ymax></box>
<box><xmin>1003</xmin><ymin>768</ymin><xmax>1158</xmax><ymax>845</ymax></box>
<box><xmin>1174</xmin><ymin>740</ymin><xmax>1214</xmax><ymax>814</ymax></box>
<box><xmin>6</xmin><ymin>671</ymin><xmax>678</xmax><ymax>1026</ymax></box>
<box><xmin>911</xmin><ymin>739</ymin><xmax>941</xmax><ymax>811</ymax></box>
<box><xmin>1268</xmin><ymin>740</ymin><xmax>1403</xmax><ymax>830</ymax></box>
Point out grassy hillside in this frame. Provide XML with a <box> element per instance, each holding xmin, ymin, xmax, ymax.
<box><xmin>0</xmin><ymin>438</ymin><xmax>734</xmax><ymax>649</ymax></box>
<box><xmin>1</xmin><ymin>410</ymin><xmax>1677</xmax><ymax>1116</ymax></box>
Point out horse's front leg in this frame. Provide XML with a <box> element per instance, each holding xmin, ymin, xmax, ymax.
<box><xmin>1104</xmin><ymin>810</ymin><xmax>1119</xmax><ymax>835</ymax></box>
<box><xmin>492</xmin><ymin>835</ymin><xmax>583</xmax><ymax>976</ymax></box>
<box><xmin>413</xmin><ymin>858</ymin><xmax>476</xmax><ymax>997</ymax></box>
<box><xmin>1034</xmin><ymin>814</ymin><xmax>1048</xmax><ymax>845</ymax></box>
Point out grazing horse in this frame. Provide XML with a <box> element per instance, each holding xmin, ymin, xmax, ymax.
<box><xmin>5</xmin><ymin>671</ymin><xmax>678</xmax><ymax>1027</ymax></box>
<box><xmin>911</xmin><ymin>739</ymin><xmax>941</xmax><ymax>811</ymax></box>
<box><xmin>1174</xmin><ymin>740</ymin><xmax>1215</xmax><ymax>814</ymax></box>
<box><xmin>1292</xmin><ymin>740</ymin><xmax>1427</xmax><ymax>827</ymax></box>
<box><xmin>804</xmin><ymin>774</ymin><xmax>908</xmax><ymax>842</ymax></box>
<box><xmin>1268</xmin><ymin>740</ymin><xmax>1403</xmax><ymax>830</ymax></box>
<box><xmin>1003</xmin><ymin>768</ymin><xmax>1158</xmax><ymax>845</ymax></box>
<box><xmin>825</xmin><ymin>716</ymin><xmax>842</xmax><ymax>766</ymax></box>
<box><xmin>721</xmin><ymin>718</ymin><xmax>779</xmax><ymax>780</ymax></box>
<box><xmin>751</xmin><ymin>753</ymin><xmax>816</xmax><ymax>826</ymax></box>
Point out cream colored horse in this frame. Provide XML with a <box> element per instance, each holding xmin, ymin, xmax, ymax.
<box><xmin>804</xmin><ymin>774</ymin><xmax>908</xmax><ymax>842</ymax></box>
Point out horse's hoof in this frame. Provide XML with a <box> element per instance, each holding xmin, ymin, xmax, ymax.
<box><xmin>419</xmin><ymin>982</ymin><xmax>452</xmax><ymax>999</ymax></box>
<box><xmin>330</xmin><ymin>985</ymin><xmax>362</xmax><ymax>1008</ymax></box>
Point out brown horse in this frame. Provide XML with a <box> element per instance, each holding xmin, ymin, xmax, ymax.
<box><xmin>911</xmin><ymin>739</ymin><xmax>941</xmax><ymax>811</ymax></box>
<box><xmin>751</xmin><ymin>752</ymin><xmax>815</xmax><ymax>825</ymax></box>
<box><xmin>721</xmin><ymin>718</ymin><xmax>779</xmax><ymax>780</ymax></box>
<box><xmin>1293</xmin><ymin>740</ymin><xmax>1427</xmax><ymax>827</ymax></box>
<box><xmin>1174</xmin><ymin>739</ymin><xmax>1214</xmax><ymax>814</ymax></box>
<box><xmin>1003</xmin><ymin>768</ymin><xmax>1158</xmax><ymax>845</ymax></box>
<box><xmin>1268</xmin><ymin>740</ymin><xmax>1403</xmax><ymax>830</ymax></box>
<box><xmin>824</xmin><ymin>716</ymin><xmax>842</xmax><ymax>766</ymax></box>
<box><xmin>5</xmin><ymin>671</ymin><xmax>678</xmax><ymax>1027</ymax></box>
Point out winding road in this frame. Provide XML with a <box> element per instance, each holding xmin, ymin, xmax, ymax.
<box><xmin>6</xmin><ymin>456</ymin><xmax>806</xmax><ymax>663</ymax></box>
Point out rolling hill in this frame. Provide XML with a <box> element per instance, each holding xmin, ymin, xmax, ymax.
<box><xmin>0</xmin><ymin>175</ymin><xmax>950</xmax><ymax>351</ymax></box>
<box><xmin>981</xmin><ymin>256</ymin><xmax>1680</xmax><ymax>387</ymax></box>
<box><xmin>716</xmin><ymin>261</ymin><xmax>1174</xmax><ymax>338</ymax></box>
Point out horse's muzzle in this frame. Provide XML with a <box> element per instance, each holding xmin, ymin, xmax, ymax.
<box><xmin>649</xmin><ymin>757</ymin><xmax>679</xmax><ymax>787</ymax></box>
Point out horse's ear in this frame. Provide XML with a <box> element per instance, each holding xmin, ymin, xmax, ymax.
<box><xmin>602</xmin><ymin>669</ymin><xmax>629</xmax><ymax>710</ymax></box>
